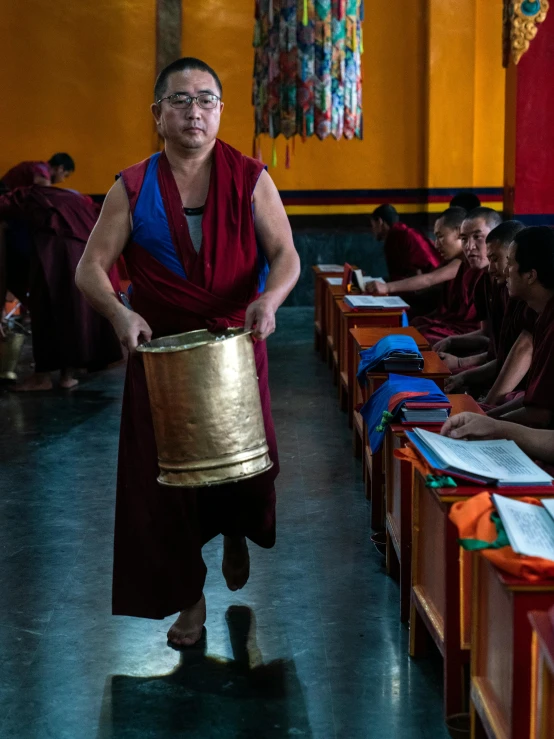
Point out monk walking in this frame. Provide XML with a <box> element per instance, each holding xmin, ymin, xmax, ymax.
<box><xmin>76</xmin><ymin>57</ymin><xmax>300</xmax><ymax>647</ymax></box>
<box><xmin>0</xmin><ymin>183</ymin><xmax>122</xmax><ymax>389</ymax></box>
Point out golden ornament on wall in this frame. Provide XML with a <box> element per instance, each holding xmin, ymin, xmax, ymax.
<box><xmin>503</xmin><ymin>0</ymin><xmax>550</xmax><ymax>66</ymax></box>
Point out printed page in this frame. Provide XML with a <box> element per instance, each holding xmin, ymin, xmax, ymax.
<box><xmin>317</xmin><ymin>264</ymin><xmax>344</xmax><ymax>272</ymax></box>
<box><xmin>541</xmin><ymin>498</ymin><xmax>554</xmax><ymax>523</ymax></box>
<box><xmin>345</xmin><ymin>296</ymin><xmax>409</xmax><ymax>309</ymax></box>
<box><xmin>414</xmin><ymin>429</ymin><xmax>552</xmax><ymax>484</ymax></box>
<box><xmin>325</xmin><ymin>277</ymin><xmax>343</xmax><ymax>285</ymax></box>
<box><xmin>493</xmin><ymin>494</ymin><xmax>554</xmax><ymax>560</ymax></box>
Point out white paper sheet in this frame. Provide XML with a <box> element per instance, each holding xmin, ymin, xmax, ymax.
<box><xmin>316</xmin><ymin>264</ymin><xmax>344</xmax><ymax>272</ymax></box>
<box><xmin>493</xmin><ymin>495</ymin><xmax>554</xmax><ymax>560</ymax></box>
<box><xmin>414</xmin><ymin>428</ymin><xmax>553</xmax><ymax>485</ymax></box>
<box><xmin>344</xmin><ymin>296</ymin><xmax>409</xmax><ymax>309</ymax></box>
<box><xmin>325</xmin><ymin>277</ymin><xmax>343</xmax><ymax>285</ymax></box>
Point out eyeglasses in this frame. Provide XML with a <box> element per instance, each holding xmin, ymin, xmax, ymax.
<box><xmin>156</xmin><ymin>93</ymin><xmax>221</xmax><ymax>109</ymax></box>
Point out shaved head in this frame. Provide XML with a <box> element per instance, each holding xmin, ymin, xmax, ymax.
<box><xmin>465</xmin><ymin>207</ymin><xmax>503</xmax><ymax>230</ymax></box>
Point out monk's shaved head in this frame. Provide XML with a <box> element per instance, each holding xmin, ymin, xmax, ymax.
<box><xmin>155</xmin><ymin>57</ymin><xmax>222</xmax><ymax>102</ymax></box>
<box><xmin>464</xmin><ymin>207</ymin><xmax>503</xmax><ymax>230</ymax></box>
<box><xmin>437</xmin><ymin>207</ymin><xmax>467</xmax><ymax>230</ymax></box>
<box><xmin>486</xmin><ymin>220</ymin><xmax>525</xmax><ymax>248</ymax></box>
<box><xmin>370</xmin><ymin>204</ymin><xmax>399</xmax><ymax>227</ymax></box>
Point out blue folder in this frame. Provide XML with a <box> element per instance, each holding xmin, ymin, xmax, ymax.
<box><xmin>357</xmin><ymin>335</ymin><xmax>423</xmax><ymax>387</ymax></box>
<box><xmin>359</xmin><ymin>374</ymin><xmax>449</xmax><ymax>454</ymax></box>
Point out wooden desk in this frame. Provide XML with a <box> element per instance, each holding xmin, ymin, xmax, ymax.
<box><xmin>385</xmin><ymin>394</ymin><xmax>482</xmax><ymax>623</ymax></box>
<box><xmin>471</xmin><ymin>561</ymin><xmax>554</xmax><ymax>739</ymax></box>
<box><xmin>324</xmin><ymin>283</ymin><xmax>347</xmax><ymax>375</ymax></box>
<box><xmin>337</xmin><ymin>300</ymin><xmax>406</xmax><ymax>413</ymax></box>
<box><xmin>348</xmin><ymin>326</ymin><xmax>430</xmax><ymax>429</ymax></box>
<box><xmin>528</xmin><ymin>608</ymin><xmax>554</xmax><ymax>739</ymax></box>
<box><xmin>410</xmin><ymin>480</ymin><xmax>554</xmax><ymax>721</ymax></box>
<box><xmin>354</xmin><ymin>351</ymin><xmax>451</xmax><ymax>529</ymax></box>
<box><xmin>312</xmin><ymin>266</ymin><xmax>343</xmax><ymax>358</ymax></box>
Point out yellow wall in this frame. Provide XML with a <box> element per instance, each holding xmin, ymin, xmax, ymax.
<box><xmin>0</xmin><ymin>0</ymin><xmax>505</xmax><ymax>195</ymax></box>
<box><xmin>0</xmin><ymin>0</ymin><xmax>156</xmax><ymax>194</ymax></box>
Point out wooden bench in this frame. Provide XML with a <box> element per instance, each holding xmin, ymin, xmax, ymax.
<box><xmin>312</xmin><ymin>266</ymin><xmax>343</xmax><ymax>358</ymax></box>
<box><xmin>471</xmin><ymin>560</ymin><xmax>554</xmax><ymax>738</ymax></box>
<box><xmin>385</xmin><ymin>393</ymin><xmax>482</xmax><ymax>623</ymax></box>
<box><xmin>528</xmin><ymin>607</ymin><xmax>554</xmax><ymax>739</ymax></box>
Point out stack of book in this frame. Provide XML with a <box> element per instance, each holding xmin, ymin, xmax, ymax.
<box><xmin>399</xmin><ymin>402</ymin><xmax>451</xmax><ymax>424</ymax></box>
<box><xmin>382</xmin><ymin>352</ymin><xmax>424</xmax><ymax>373</ymax></box>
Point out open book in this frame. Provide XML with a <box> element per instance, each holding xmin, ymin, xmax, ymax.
<box><xmin>325</xmin><ymin>277</ymin><xmax>343</xmax><ymax>286</ymax></box>
<box><xmin>493</xmin><ymin>495</ymin><xmax>554</xmax><ymax>560</ymax></box>
<box><xmin>406</xmin><ymin>427</ymin><xmax>553</xmax><ymax>486</ymax></box>
<box><xmin>352</xmin><ymin>269</ymin><xmax>385</xmax><ymax>291</ymax></box>
<box><xmin>317</xmin><ymin>264</ymin><xmax>344</xmax><ymax>272</ymax></box>
<box><xmin>344</xmin><ymin>295</ymin><xmax>409</xmax><ymax>309</ymax></box>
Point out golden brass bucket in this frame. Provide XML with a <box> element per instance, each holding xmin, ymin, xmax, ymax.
<box><xmin>137</xmin><ymin>328</ymin><xmax>273</xmax><ymax>487</ymax></box>
<box><xmin>0</xmin><ymin>331</ymin><xmax>24</xmax><ymax>381</ymax></box>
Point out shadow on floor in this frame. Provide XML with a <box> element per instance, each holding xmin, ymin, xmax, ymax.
<box><xmin>97</xmin><ymin>606</ymin><xmax>312</xmax><ymax>739</ymax></box>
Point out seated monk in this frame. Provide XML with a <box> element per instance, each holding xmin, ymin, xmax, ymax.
<box><xmin>75</xmin><ymin>57</ymin><xmax>300</xmax><ymax>648</ymax></box>
<box><xmin>443</xmin><ymin>221</ymin><xmax>535</xmax><ymax>401</ymax></box>
<box><xmin>484</xmin><ymin>226</ymin><xmax>554</xmax><ymax>428</ymax></box>
<box><xmin>366</xmin><ymin>206</ymin><xmax>465</xmax><ymax>300</ymax></box>
<box><xmin>449</xmin><ymin>191</ymin><xmax>481</xmax><ymax>211</ymax></box>
<box><xmin>411</xmin><ymin>207</ymin><xmax>502</xmax><ymax>345</ymax></box>
<box><xmin>0</xmin><ymin>182</ymin><xmax>122</xmax><ymax>390</ymax></box>
<box><xmin>369</xmin><ymin>204</ymin><xmax>441</xmax><ymax>282</ymax></box>
<box><xmin>0</xmin><ymin>153</ymin><xmax>75</xmax><ymax>190</ymax></box>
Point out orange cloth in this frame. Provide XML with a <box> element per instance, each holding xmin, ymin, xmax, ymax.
<box><xmin>393</xmin><ymin>444</ymin><xmax>433</xmax><ymax>479</ymax></box>
<box><xmin>450</xmin><ymin>492</ymin><xmax>554</xmax><ymax>582</ymax></box>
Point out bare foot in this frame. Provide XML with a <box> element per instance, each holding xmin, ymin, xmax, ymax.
<box><xmin>13</xmin><ymin>373</ymin><xmax>53</xmax><ymax>392</ymax></box>
<box><xmin>167</xmin><ymin>594</ymin><xmax>206</xmax><ymax>648</ymax></box>
<box><xmin>222</xmin><ymin>536</ymin><xmax>250</xmax><ymax>591</ymax></box>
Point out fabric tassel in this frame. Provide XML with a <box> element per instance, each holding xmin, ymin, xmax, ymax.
<box><xmin>269</xmin><ymin>0</ymin><xmax>274</xmax><ymax>25</ymax></box>
<box><xmin>271</xmin><ymin>139</ymin><xmax>278</xmax><ymax>168</ymax></box>
<box><xmin>360</xmin><ymin>25</ymin><xmax>364</xmax><ymax>54</ymax></box>
<box><xmin>285</xmin><ymin>142</ymin><xmax>291</xmax><ymax>169</ymax></box>
<box><xmin>302</xmin><ymin>0</ymin><xmax>309</xmax><ymax>26</ymax></box>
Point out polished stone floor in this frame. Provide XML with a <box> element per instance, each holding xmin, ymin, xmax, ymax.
<box><xmin>0</xmin><ymin>308</ymin><xmax>448</xmax><ymax>739</ymax></box>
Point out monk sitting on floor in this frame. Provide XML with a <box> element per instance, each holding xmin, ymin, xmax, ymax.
<box><xmin>442</xmin><ymin>221</ymin><xmax>535</xmax><ymax>403</ymax></box>
<box><xmin>479</xmin><ymin>226</ymin><xmax>554</xmax><ymax>427</ymax></box>
<box><xmin>369</xmin><ymin>204</ymin><xmax>441</xmax><ymax>283</ymax></box>
<box><xmin>366</xmin><ymin>206</ymin><xmax>465</xmax><ymax>300</ymax></box>
<box><xmin>0</xmin><ymin>181</ymin><xmax>122</xmax><ymax>390</ymax></box>
<box><xmin>411</xmin><ymin>207</ymin><xmax>502</xmax><ymax>345</ymax></box>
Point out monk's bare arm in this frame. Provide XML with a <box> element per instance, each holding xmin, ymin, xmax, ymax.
<box><xmin>247</xmin><ymin>170</ymin><xmax>300</xmax><ymax>340</ymax></box>
<box><xmin>434</xmin><ymin>325</ymin><xmax>488</xmax><ymax>354</ymax></box>
<box><xmin>369</xmin><ymin>259</ymin><xmax>461</xmax><ymax>296</ymax></box>
<box><xmin>500</xmin><ymin>405</ymin><xmax>553</xmax><ymax>428</ymax></box>
<box><xmin>441</xmin><ymin>413</ymin><xmax>554</xmax><ymax>462</ymax></box>
<box><xmin>75</xmin><ymin>179</ymin><xmax>152</xmax><ymax>351</ymax></box>
<box><xmin>484</xmin><ymin>330</ymin><xmax>533</xmax><ymax>405</ymax></box>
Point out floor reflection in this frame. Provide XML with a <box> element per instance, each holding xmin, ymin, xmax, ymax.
<box><xmin>97</xmin><ymin>606</ymin><xmax>312</xmax><ymax>738</ymax></box>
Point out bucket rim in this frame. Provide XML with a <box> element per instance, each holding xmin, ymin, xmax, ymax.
<box><xmin>137</xmin><ymin>327</ymin><xmax>253</xmax><ymax>354</ymax></box>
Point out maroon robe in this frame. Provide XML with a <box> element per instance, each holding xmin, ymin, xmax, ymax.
<box><xmin>0</xmin><ymin>186</ymin><xmax>122</xmax><ymax>372</ymax></box>
<box><xmin>384</xmin><ymin>222</ymin><xmax>441</xmax><ymax>281</ymax></box>
<box><xmin>474</xmin><ymin>277</ymin><xmax>509</xmax><ymax>360</ymax></box>
<box><xmin>1</xmin><ymin>161</ymin><xmax>50</xmax><ymax>189</ymax></box>
<box><xmin>113</xmin><ymin>142</ymin><xmax>279</xmax><ymax>619</ymax></box>
<box><xmin>411</xmin><ymin>261</ymin><xmax>486</xmax><ymax>345</ymax></box>
<box><xmin>496</xmin><ymin>298</ymin><xmax>537</xmax><ymax>369</ymax></box>
<box><xmin>524</xmin><ymin>295</ymin><xmax>554</xmax><ymax>413</ymax></box>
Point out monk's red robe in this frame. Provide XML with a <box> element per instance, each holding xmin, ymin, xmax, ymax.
<box><xmin>496</xmin><ymin>298</ymin><xmax>537</xmax><ymax>369</ymax></box>
<box><xmin>524</xmin><ymin>295</ymin><xmax>554</xmax><ymax>413</ymax></box>
<box><xmin>411</xmin><ymin>261</ymin><xmax>486</xmax><ymax>345</ymax></box>
<box><xmin>0</xmin><ymin>186</ymin><xmax>122</xmax><ymax>371</ymax></box>
<box><xmin>384</xmin><ymin>222</ymin><xmax>441</xmax><ymax>282</ymax></box>
<box><xmin>113</xmin><ymin>142</ymin><xmax>279</xmax><ymax>619</ymax></box>
<box><xmin>1</xmin><ymin>161</ymin><xmax>50</xmax><ymax>190</ymax></box>
<box><xmin>474</xmin><ymin>277</ymin><xmax>509</xmax><ymax>360</ymax></box>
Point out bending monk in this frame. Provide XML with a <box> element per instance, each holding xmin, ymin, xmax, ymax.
<box><xmin>443</xmin><ymin>221</ymin><xmax>535</xmax><ymax>399</ymax></box>
<box><xmin>0</xmin><ymin>184</ymin><xmax>122</xmax><ymax>389</ymax></box>
<box><xmin>366</xmin><ymin>206</ymin><xmax>465</xmax><ymax>298</ymax></box>
<box><xmin>75</xmin><ymin>57</ymin><xmax>300</xmax><ymax>648</ymax></box>
<box><xmin>369</xmin><ymin>203</ymin><xmax>440</xmax><ymax>282</ymax></box>
<box><xmin>1</xmin><ymin>153</ymin><xmax>75</xmax><ymax>190</ymax></box>
<box><xmin>484</xmin><ymin>226</ymin><xmax>554</xmax><ymax>428</ymax></box>
<box><xmin>411</xmin><ymin>207</ymin><xmax>502</xmax><ymax>345</ymax></box>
